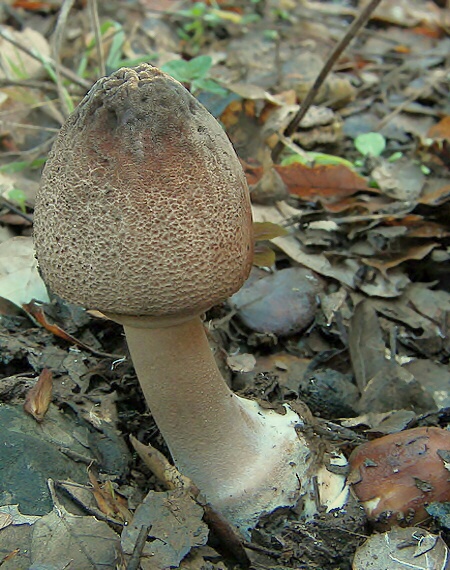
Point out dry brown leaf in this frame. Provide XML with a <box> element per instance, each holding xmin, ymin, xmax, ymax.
<box><xmin>274</xmin><ymin>163</ymin><xmax>370</xmax><ymax>204</ymax></box>
<box><xmin>22</xmin><ymin>300</ymin><xmax>123</xmax><ymax>359</ymax></box>
<box><xmin>362</xmin><ymin>243</ymin><xmax>438</xmax><ymax>277</ymax></box>
<box><xmin>23</xmin><ymin>368</ymin><xmax>53</xmax><ymax>422</ymax></box>
<box><xmin>348</xmin><ymin>301</ymin><xmax>386</xmax><ymax>393</ymax></box>
<box><xmin>130</xmin><ymin>435</ymin><xmax>193</xmax><ymax>492</ymax></box>
<box><xmin>419</xmin><ymin>183</ymin><xmax>450</xmax><ymax>206</ymax></box>
<box><xmin>428</xmin><ymin>116</ymin><xmax>450</xmax><ymax>140</ymax></box>
<box><xmin>321</xmin><ymin>196</ymin><xmax>369</xmax><ymax>213</ymax></box>
<box><xmin>31</xmin><ymin>504</ymin><xmax>119</xmax><ymax>568</ymax></box>
<box><xmin>244</xmin><ymin>162</ymin><xmax>371</xmax><ymax>206</ymax></box>
<box><xmin>226</xmin><ymin>353</ymin><xmax>256</xmax><ymax>373</ymax></box>
<box><xmin>221</xmin><ymin>99</ymin><xmax>257</xmax><ymax>130</ymax></box>
<box><xmin>386</xmin><ymin>217</ymin><xmax>450</xmax><ymax>239</ymax></box>
<box><xmin>88</xmin><ymin>471</ymin><xmax>132</xmax><ymax>523</ymax></box>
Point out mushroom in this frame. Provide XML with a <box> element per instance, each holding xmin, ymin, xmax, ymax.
<box><xmin>348</xmin><ymin>426</ymin><xmax>450</xmax><ymax>529</ymax></box>
<box><xmin>33</xmin><ymin>64</ymin><xmax>345</xmax><ymax>536</ymax></box>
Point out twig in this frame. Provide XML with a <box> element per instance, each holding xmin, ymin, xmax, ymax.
<box><xmin>0</xmin><ymin>78</ymin><xmax>58</xmax><ymax>92</ymax></box>
<box><xmin>0</xmin><ymin>121</ymin><xmax>60</xmax><ymax>133</ymax></box>
<box><xmin>125</xmin><ymin>524</ymin><xmax>152</xmax><ymax>570</ymax></box>
<box><xmin>376</xmin><ymin>68</ymin><xmax>448</xmax><ymax>130</ymax></box>
<box><xmin>130</xmin><ymin>436</ymin><xmax>250</xmax><ymax>566</ymax></box>
<box><xmin>52</xmin><ymin>0</ymin><xmax>77</xmax><ymax>117</ymax></box>
<box><xmin>89</xmin><ymin>0</ymin><xmax>106</xmax><ymax>77</ymax></box>
<box><xmin>0</xmin><ymin>137</ymin><xmax>55</xmax><ymax>159</ymax></box>
<box><xmin>271</xmin><ymin>0</ymin><xmax>384</xmax><ymax>162</ymax></box>
<box><xmin>0</xmin><ymin>197</ymin><xmax>34</xmax><ymax>224</ymax></box>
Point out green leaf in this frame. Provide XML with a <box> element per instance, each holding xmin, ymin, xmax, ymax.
<box><xmin>115</xmin><ymin>55</ymin><xmax>158</xmax><ymax>70</ymax></box>
<box><xmin>192</xmin><ymin>77</ymin><xmax>227</xmax><ymax>96</ymax></box>
<box><xmin>0</xmin><ymin>157</ymin><xmax>46</xmax><ymax>174</ymax></box>
<box><xmin>106</xmin><ymin>23</ymin><xmax>126</xmax><ymax>71</ymax></box>
<box><xmin>162</xmin><ymin>56</ymin><xmax>212</xmax><ymax>84</ymax></box>
<box><xmin>161</xmin><ymin>60</ymin><xmax>192</xmax><ymax>83</ymax></box>
<box><xmin>281</xmin><ymin>154</ymin><xmax>309</xmax><ymax>166</ymax></box>
<box><xmin>190</xmin><ymin>2</ymin><xmax>207</xmax><ymax>17</ymax></box>
<box><xmin>5</xmin><ymin>188</ymin><xmax>27</xmax><ymax>212</ymax></box>
<box><xmin>308</xmin><ymin>152</ymin><xmax>355</xmax><ymax>169</ymax></box>
<box><xmin>354</xmin><ymin>132</ymin><xmax>386</xmax><ymax>157</ymax></box>
<box><xmin>185</xmin><ymin>55</ymin><xmax>212</xmax><ymax>79</ymax></box>
<box><xmin>281</xmin><ymin>151</ymin><xmax>355</xmax><ymax>169</ymax></box>
<box><xmin>39</xmin><ymin>58</ymin><xmax>75</xmax><ymax>113</ymax></box>
<box><xmin>387</xmin><ymin>151</ymin><xmax>403</xmax><ymax>163</ymax></box>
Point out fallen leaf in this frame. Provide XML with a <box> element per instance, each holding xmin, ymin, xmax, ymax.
<box><xmin>22</xmin><ymin>300</ymin><xmax>123</xmax><ymax>359</ymax></box>
<box><xmin>348</xmin><ymin>301</ymin><xmax>386</xmax><ymax>393</ymax></box>
<box><xmin>0</xmin><ymin>237</ymin><xmax>49</xmax><ymax>307</ymax></box>
<box><xmin>131</xmin><ymin>436</ymin><xmax>193</xmax><ymax>492</ymax></box>
<box><xmin>386</xmin><ymin>216</ymin><xmax>450</xmax><ymax>239</ymax></box>
<box><xmin>88</xmin><ymin>471</ymin><xmax>132</xmax><ymax>524</ymax></box>
<box><xmin>0</xmin><ymin>26</ymin><xmax>50</xmax><ymax>79</ymax></box>
<box><xmin>121</xmin><ymin>490</ymin><xmax>209</xmax><ymax>569</ymax></box>
<box><xmin>253</xmin><ymin>244</ymin><xmax>276</xmax><ymax>268</ymax></box>
<box><xmin>362</xmin><ymin>242</ymin><xmax>437</xmax><ymax>277</ymax></box>
<box><xmin>274</xmin><ymin>163</ymin><xmax>370</xmax><ymax>204</ymax></box>
<box><xmin>253</xmin><ymin>221</ymin><xmax>288</xmax><ymax>267</ymax></box>
<box><xmin>31</xmin><ymin>505</ymin><xmax>119</xmax><ymax>568</ymax></box>
<box><xmin>253</xmin><ymin>221</ymin><xmax>288</xmax><ymax>241</ymax></box>
<box><xmin>0</xmin><ymin>513</ymin><xmax>12</xmax><ymax>530</ymax></box>
<box><xmin>419</xmin><ymin>181</ymin><xmax>450</xmax><ymax>206</ymax></box>
<box><xmin>23</xmin><ymin>368</ymin><xmax>53</xmax><ymax>423</ymax></box>
<box><xmin>427</xmin><ymin>116</ymin><xmax>450</xmax><ymax>141</ymax></box>
<box><xmin>0</xmin><ymin>505</ymin><xmax>39</xmax><ymax>527</ymax></box>
<box><xmin>226</xmin><ymin>353</ymin><xmax>256</xmax><ymax>373</ymax></box>
<box><xmin>353</xmin><ymin>527</ymin><xmax>449</xmax><ymax>570</ymax></box>
<box><xmin>371</xmin><ymin>159</ymin><xmax>425</xmax><ymax>201</ymax></box>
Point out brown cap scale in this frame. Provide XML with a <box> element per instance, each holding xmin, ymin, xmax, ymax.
<box><xmin>34</xmin><ymin>65</ymin><xmax>346</xmax><ymax>537</ymax></box>
<box><xmin>34</xmin><ymin>65</ymin><xmax>252</xmax><ymax>320</ymax></box>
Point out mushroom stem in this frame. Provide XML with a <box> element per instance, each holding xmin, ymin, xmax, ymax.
<box><xmin>121</xmin><ymin>316</ymin><xmax>315</xmax><ymax>535</ymax></box>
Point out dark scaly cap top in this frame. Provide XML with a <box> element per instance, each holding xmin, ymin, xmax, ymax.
<box><xmin>34</xmin><ymin>64</ymin><xmax>253</xmax><ymax>320</ymax></box>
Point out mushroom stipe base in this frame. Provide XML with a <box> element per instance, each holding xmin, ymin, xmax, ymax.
<box><xmin>119</xmin><ymin>316</ymin><xmax>347</xmax><ymax>538</ymax></box>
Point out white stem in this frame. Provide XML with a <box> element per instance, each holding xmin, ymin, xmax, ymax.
<box><xmin>122</xmin><ymin>316</ymin><xmax>344</xmax><ymax>536</ymax></box>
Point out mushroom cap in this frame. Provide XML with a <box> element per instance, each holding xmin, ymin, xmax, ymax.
<box><xmin>348</xmin><ymin>426</ymin><xmax>450</xmax><ymax>528</ymax></box>
<box><xmin>34</xmin><ymin>65</ymin><xmax>253</xmax><ymax>320</ymax></box>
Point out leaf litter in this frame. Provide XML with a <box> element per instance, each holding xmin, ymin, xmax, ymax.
<box><xmin>0</xmin><ymin>0</ymin><xmax>449</xmax><ymax>568</ymax></box>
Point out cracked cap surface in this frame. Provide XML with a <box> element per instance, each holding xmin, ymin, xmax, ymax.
<box><xmin>34</xmin><ymin>64</ymin><xmax>253</xmax><ymax>319</ymax></box>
